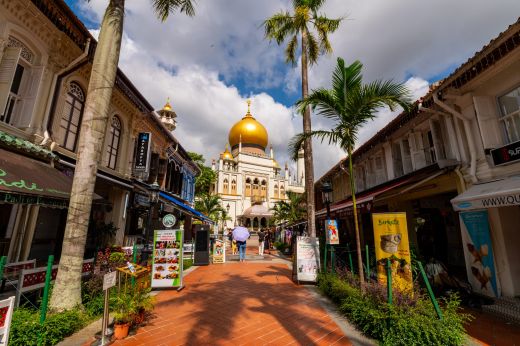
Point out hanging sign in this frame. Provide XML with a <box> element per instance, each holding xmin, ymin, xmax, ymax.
<box><xmin>162</xmin><ymin>214</ymin><xmax>176</xmax><ymax>228</ymax></box>
<box><xmin>372</xmin><ymin>213</ymin><xmax>413</xmax><ymax>291</ymax></box>
<box><xmin>212</xmin><ymin>239</ymin><xmax>226</xmax><ymax>264</ymax></box>
<box><xmin>134</xmin><ymin>132</ymin><xmax>152</xmax><ymax>172</ymax></box>
<box><xmin>326</xmin><ymin>219</ymin><xmax>339</xmax><ymax>245</ymax></box>
<box><xmin>459</xmin><ymin>211</ymin><xmax>499</xmax><ymax>297</ymax></box>
<box><xmin>296</xmin><ymin>236</ymin><xmax>320</xmax><ymax>282</ymax></box>
<box><xmin>152</xmin><ymin>230</ymin><xmax>184</xmax><ymax>288</ymax></box>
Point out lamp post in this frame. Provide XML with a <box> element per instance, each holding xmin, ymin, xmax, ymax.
<box><xmin>321</xmin><ymin>181</ymin><xmax>333</xmax><ymax>271</ymax></box>
<box><xmin>143</xmin><ymin>180</ymin><xmax>160</xmax><ymax>263</ymax></box>
<box><xmin>225</xmin><ymin>203</ymin><xmax>230</xmax><ymax>232</ymax></box>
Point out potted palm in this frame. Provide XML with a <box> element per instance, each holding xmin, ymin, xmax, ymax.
<box><xmin>133</xmin><ymin>287</ymin><xmax>155</xmax><ymax>325</ymax></box>
<box><xmin>112</xmin><ymin>291</ymin><xmax>137</xmax><ymax>339</ymax></box>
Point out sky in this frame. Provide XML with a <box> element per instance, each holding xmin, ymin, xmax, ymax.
<box><xmin>65</xmin><ymin>0</ymin><xmax>520</xmax><ymax>179</ymax></box>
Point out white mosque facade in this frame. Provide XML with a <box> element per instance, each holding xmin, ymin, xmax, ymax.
<box><xmin>212</xmin><ymin>101</ymin><xmax>305</xmax><ymax>229</ymax></box>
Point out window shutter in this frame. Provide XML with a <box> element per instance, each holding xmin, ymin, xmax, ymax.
<box><xmin>0</xmin><ymin>47</ymin><xmax>21</xmax><ymax>115</ymax></box>
<box><xmin>409</xmin><ymin>132</ymin><xmax>426</xmax><ymax>169</ymax></box>
<box><xmin>17</xmin><ymin>65</ymin><xmax>44</xmax><ymax>128</ymax></box>
<box><xmin>429</xmin><ymin>119</ymin><xmax>446</xmax><ymax>160</ymax></box>
<box><xmin>473</xmin><ymin>96</ymin><xmax>503</xmax><ymax>149</ymax></box>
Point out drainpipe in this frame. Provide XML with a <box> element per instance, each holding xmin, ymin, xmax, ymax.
<box><xmin>41</xmin><ymin>38</ymin><xmax>91</xmax><ymax>146</ymax></box>
<box><xmin>433</xmin><ymin>94</ymin><xmax>478</xmax><ymax>183</ymax></box>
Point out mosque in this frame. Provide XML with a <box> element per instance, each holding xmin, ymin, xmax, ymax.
<box><xmin>212</xmin><ymin>101</ymin><xmax>305</xmax><ymax>229</ymax></box>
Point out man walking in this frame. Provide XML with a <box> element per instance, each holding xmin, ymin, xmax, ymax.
<box><xmin>258</xmin><ymin>228</ymin><xmax>265</xmax><ymax>256</ymax></box>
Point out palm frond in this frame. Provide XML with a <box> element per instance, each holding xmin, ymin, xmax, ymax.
<box><xmin>305</xmin><ymin>29</ymin><xmax>320</xmax><ymax>64</ymax></box>
<box><xmin>285</xmin><ymin>35</ymin><xmax>299</xmax><ymax>65</ymax></box>
<box><xmin>332</xmin><ymin>58</ymin><xmax>362</xmax><ymax>109</ymax></box>
<box><xmin>296</xmin><ymin>88</ymin><xmax>340</xmax><ymax>121</ymax></box>
<box><xmin>263</xmin><ymin>12</ymin><xmax>296</xmax><ymax>44</ymax></box>
<box><xmin>288</xmin><ymin>130</ymin><xmax>339</xmax><ymax>160</ymax></box>
<box><xmin>152</xmin><ymin>0</ymin><xmax>195</xmax><ymax>21</ymax></box>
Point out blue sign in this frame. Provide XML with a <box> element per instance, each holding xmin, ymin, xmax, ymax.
<box><xmin>134</xmin><ymin>132</ymin><xmax>151</xmax><ymax>172</ymax></box>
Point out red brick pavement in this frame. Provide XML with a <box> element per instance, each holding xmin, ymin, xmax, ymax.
<box><xmin>107</xmin><ymin>246</ymin><xmax>351</xmax><ymax>346</ymax></box>
<box><xmin>464</xmin><ymin>308</ymin><xmax>520</xmax><ymax>346</ymax></box>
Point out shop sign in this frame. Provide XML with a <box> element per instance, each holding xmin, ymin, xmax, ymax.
<box><xmin>102</xmin><ymin>271</ymin><xmax>117</xmax><ymax>291</ymax></box>
<box><xmin>212</xmin><ymin>239</ymin><xmax>225</xmax><ymax>264</ymax></box>
<box><xmin>0</xmin><ymin>192</ymin><xmax>67</xmax><ymax>208</ymax></box>
<box><xmin>459</xmin><ymin>211</ymin><xmax>499</xmax><ymax>297</ymax></box>
<box><xmin>372</xmin><ymin>213</ymin><xmax>413</xmax><ymax>291</ymax></box>
<box><xmin>162</xmin><ymin>214</ymin><xmax>176</xmax><ymax>228</ymax></box>
<box><xmin>134</xmin><ymin>193</ymin><xmax>150</xmax><ymax>207</ymax></box>
<box><xmin>152</xmin><ymin>230</ymin><xmax>184</xmax><ymax>288</ymax></box>
<box><xmin>326</xmin><ymin>219</ymin><xmax>339</xmax><ymax>245</ymax></box>
<box><xmin>296</xmin><ymin>236</ymin><xmax>320</xmax><ymax>282</ymax></box>
<box><xmin>490</xmin><ymin>140</ymin><xmax>520</xmax><ymax>166</ymax></box>
<box><xmin>134</xmin><ymin>132</ymin><xmax>152</xmax><ymax>172</ymax></box>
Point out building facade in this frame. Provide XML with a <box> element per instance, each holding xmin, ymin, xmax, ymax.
<box><xmin>213</xmin><ymin>101</ymin><xmax>304</xmax><ymax>229</ymax></box>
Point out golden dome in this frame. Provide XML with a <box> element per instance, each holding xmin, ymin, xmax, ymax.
<box><xmin>228</xmin><ymin>100</ymin><xmax>268</xmax><ymax>150</ymax></box>
<box><xmin>220</xmin><ymin>145</ymin><xmax>233</xmax><ymax>160</ymax></box>
<box><xmin>163</xmin><ymin>97</ymin><xmax>172</xmax><ymax>111</ymax></box>
<box><xmin>273</xmin><ymin>159</ymin><xmax>280</xmax><ymax>169</ymax></box>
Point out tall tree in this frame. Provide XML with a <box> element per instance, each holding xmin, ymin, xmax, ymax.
<box><xmin>271</xmin><ymin>191</ymin><xmax>306</xmax><ymax>225</ymax></box>
<box><xmin>195</xmin><ymin>193</ymin><xmax>225</xmax><ymax>221</ymax></box>
<box><xmin>49</xmin><ymin>0</ymin><xmax>196</xmax><ymax>312</ymax></box>
<box><xmin>188</xmin><ymin>152</ymin><xmax>217</xmax><ymax>197</ymax></box>
<box><xmin>289</xmin><ymin>57</ymin><xmax>411</xmax><ymax>286</ymax></box>
<box><xmin>264</xmin><ymin>0</ymin><xmax>342</xmax><ymax>237</ymax></box>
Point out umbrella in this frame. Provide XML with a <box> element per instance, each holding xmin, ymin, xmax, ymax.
<box><xmin>232</xmin><ymin>226</ymin><xmax>250</xmax><ymax>242</ymax></box>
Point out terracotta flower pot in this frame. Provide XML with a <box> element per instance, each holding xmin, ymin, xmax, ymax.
<box><xmin>113</xmin><ymin>322</ymin><xmax>130</xmax><ymax>340</ymax></box>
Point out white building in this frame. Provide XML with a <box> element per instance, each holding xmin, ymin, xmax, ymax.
<box><xmin>213</xmin><ymin>101</ymin><xmax>304</xmax><ymax>229</ymax></box>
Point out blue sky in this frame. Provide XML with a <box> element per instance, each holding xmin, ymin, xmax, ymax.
<box><xmin>63</xmin><ymin>0</ymin><xmax>520</xmax><ymax>176</ymax></box>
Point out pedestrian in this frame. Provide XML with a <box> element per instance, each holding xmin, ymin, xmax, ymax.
<box><xmin>232</xmin><ymin>239</ymin><xmax>238</xmax><ymax>255</ymax></box>
<box><xmin>232</xmin><ymin>226</ymin><xmax>250</xmax><ymax>263</ymax></box>
<box><xmin>237</xmin><ymin>240</ymin><xmax>247</xmax><ymax>262</ymax></box>
<box><xmin>264</xmin><ymin>230</ymin><xmax>271</xmax><ymax>255</ymax></box>
<box><xmin>258</xmin><ymin>228</ymin><xmax>265</xmax><ymax>255</ymax></box>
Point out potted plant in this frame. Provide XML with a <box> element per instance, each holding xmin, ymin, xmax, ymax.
<box><xmin>111</xmin><ymin>291</ymin><xmax>136</xmax><ymax>339</ymax></box>
<box><xmin>132</xmin><ymin>287</ymin><xmax>155</xmax><ymax>325</ymax></box>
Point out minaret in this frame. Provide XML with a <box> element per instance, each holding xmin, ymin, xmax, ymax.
<box><xmin>284</xmin><ymin>163</ymin><xmax>289</xmax><ymax>179</ymax></box>
<box><xmin>297</xmin><ymin>145</ymin><xmax>305</xmax><ymax>185</ymax></box>
<box><xmin>211</xmin><ymin>159</ymin><xmax>216</xmax><ymax>171</ymax></box>
<box><xmin>157</xmin><ymin>97</ymin><xmax>177</xmax><ymax>131</ymax></box>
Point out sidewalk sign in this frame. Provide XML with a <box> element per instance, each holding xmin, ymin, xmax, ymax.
<box><xmin>326</xmin><ymin>219</ymin><xmax>339</xmax><ymax>245</ymax></box>
<box><xmin>296</xmin><ymin>236</ymin><xmax>320</xmax><ymax>283</ymax></box>
<box><xmin>372</xmin><ymin>212</ymin><xmax>413</xmax><ymax>291</ymax></box>
<box><xmin>152</xmin><ymin>230</ymin><xmax>184</xmax><ymax>290</ymax></box>
<box><xmin>98</xmin><ymin>271</ymin><xmax>116</xmax><ymax>346</ymax></box>
<box><xmin>212</xmin><ymin>238</ymin><xmax>226</xmax><ymax>264</ymax></box>
<box><xmin>0</xmin><ymin>296</ymin><xmax>15</xmax><ymax>346</ymax></box>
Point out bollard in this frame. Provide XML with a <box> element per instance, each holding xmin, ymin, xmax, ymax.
<box><xmin>386</xmin><ymin>258</ymin><xmax>392</xmax><ymax>305</ymax></box>
<box><xmin>40</xmin><ymin>255</ymin><xmax>54</xmax><ymax>324</ymax></box>
<box><xmin>330</xmin><ymin>246</ymin><xmax>336</xmax><ymax>273</ymax></box>
<box><xmin>418</xmin><ymin>261</ymin><xmax>443</xmax><ymax>320</ymax></box>
<box><xmin>365</xmin><ymin>245</ymin><xmax>370</xmax><ymax>280</ymax></box>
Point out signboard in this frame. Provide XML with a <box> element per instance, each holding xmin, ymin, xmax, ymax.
<box><xmin>152</xmin><ymin>230</ymin><xmax>184</xmax><ymax>288</ymax></box>
<box><xmin>459</xmin><ymin>211</ymin><xmax>499</xmax><ymax>297</ymax></box>
<box><xmin>102</xmin><ymin>271</ymin><xmax>117</xmax><ymax>291</ymax></box>
<box><xmin>134</xmin><ymin>132</ymin><xmax>152</xmax><ymax>172</ymax></box>
<box><xmin>134</xmin><ymin>193</ymin><xmax>150</xmax><ymax>207</ymax></box>
<box><xmin>183</xmin><ymin>243</ymin><xmax>194</xmax><ymax>254</ymax></box>
<box><xmin>490</xmin><ymin>139</ymin><xmax>520</xmax><ymax>166</ymax></box>
<box><xmin>162</xmin><ymin>214</ymin><xmax>176</xmax><ymax>228</ymax></box>
<box><xmin>372</xmin><ymin>213</ymin><xmax>413</xmax><ymax>291</ymax></box>
<box><xmin>0</xmin><ymin>296</ymin><xmax>15</xmax><ymax>346</ymax></box>
<box><xmin>212</xmin><ymin>239</ymin><xmax>226</xmax><ymax>264</ymax></box>
<box><xmin>296</xmin><ymin>236</ymin><xmax>320</xmax><ymax>282</ymax></box>
<box><xmin>326</xmin><ymin>219</ymin><xmax>339</xmax><ymax>245</ymax></box>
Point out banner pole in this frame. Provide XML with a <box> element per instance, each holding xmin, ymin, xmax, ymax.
<box><xmin>418</xmin><ymin>261</ymin><xmax>443</xmax><ymax>320</ymax></box>
<box><xmin>330</xmin><ymin>246</ymin><xmax>335</xmax><ymax>273</ymax></box>
<box><xmin>323</xmin><ymin>244</ymin><xmax>328</xmax><ymax>272</ymax></box>
<box><xmin>365</xmin><ymin>245</ymin><xmax>370</xmax><ymax>280</ymax></box>
<box><xmin>40</xmin><ymin>255</ymin><xmax>54</xmax><ymax>324</ymax></box>
<box><xmin>386</xmin><ymin>258</ymin><xmax>392</xmax><ymax>305</ymax></box>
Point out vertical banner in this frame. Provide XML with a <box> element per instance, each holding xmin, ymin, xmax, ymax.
<box><xmin>152</xmin><ymin>230</ymin><xmax>184</xmax><ymax>288</ymax></box>
<box><xmin>459</xmin><ymin>211</ymin><xmax>499</xmax><ymax>297</ymax></box>
<box><xmin>212</xmin><ymin>238</ymin><xmax>226</xmax><ymax>264</ymax></box>
<box><xmin>296</xmin><ymin>237</ymin><xmax>320</xmax><ymax>282</ymax></box>
<box><xmin>326</xmin><ymin>219</ymin><xmax>340</xmax><ymax>245</ymax></box>
<box><xmin>372</xmin><ymin>213</ymin><xmax>413</xmax><ymax>291</ymax></box>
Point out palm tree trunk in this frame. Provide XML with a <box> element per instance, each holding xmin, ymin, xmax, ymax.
<box><xmin>301</xmin><ymin>31</ymin><xmax>316</xmax><ymax>238</ymax></box>
<box><xmin>348</xmin><ymin>144</ymin><xmax>365</xmax><ymax>288</ymax></box>
<box><xmin>49</xmin><ymin>0</ymin><xmax>125</xmax><ymax>312</ymax></box>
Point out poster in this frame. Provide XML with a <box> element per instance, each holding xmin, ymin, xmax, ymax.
<box><xmin>296</xmin><ymin>236</ymin><xmax>320</xmax><ymax>282</ymax></box>
<box><xmin>152</xmin><ymin>230</ymin><xmax>184</xmax><ymax>288</ymax></box>
<box><xmin>459</xmin><ymin>211</ymin><xmax>499</xmax><ymax>297</ymax></box>
<box><xmin>372</xmin><ymin>213</ymin><xmax>413</xmax><ymax>291</ymax></box>
<box><xmin>212</xmin><ymin>239</ymin><xmax>226</xmax><ymax>264</ymax></box>
<box><xmin>326</xmin><ymin>219</ymin><xmax>339</xmax><ymax>245</ymax></box>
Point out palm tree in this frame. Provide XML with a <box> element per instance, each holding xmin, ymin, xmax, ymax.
<box><xmin>271</xmin><ymin>191</ymin><xmax>306</xmax><ymax>225</ymax></box>
<box><xmin>49</xmin><ymin>0</ymin><xmax>196</xmax><ymax>312</ymax></box>
<box><xmin>263</xmin><ymin>0</ymin><xmax>342</xmax><ymax>238</ymax></box>
<box><xmin>289</xmin><ymin>57</ymin><xmax>412</xmax><ymax>287</ymax></box>
<box><xmin>195</xmin><ymin>194</ymin><xmax>226</xmax><ymax>222</ymax></box>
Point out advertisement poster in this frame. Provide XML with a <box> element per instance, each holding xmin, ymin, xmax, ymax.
<box><xmin>326</xmin><ymin>219</ymin><xmax>339</xmax><ymax>245</ymax></box>
<box><xmin>296</xmin><ymin>236</ymin><xmax>320</xmax><ymax>282</ymax></box>
<box><xmin>212</xmin><ymin>239</ymin><xmax>226</xmax><ymax>264</ymax></box>
<box><xmin>152</xmin><ymin>230</ymin><xmax>183</xmax><ymax>288</ymax></box>
<box><xmin>372</xmin><ymin>213</ymin><xmax>413</xmax><ymax>291</ymax></box>
<box><xmin>459</xmin><ymin>211</ymin><xmax>499</xmax><ymax>297</ymax></box>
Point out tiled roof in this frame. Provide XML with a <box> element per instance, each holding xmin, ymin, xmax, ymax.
<box><xmin>0</xmin><ymin>130</ymin><xmax>57</xmax><ymax>161</ymax></box>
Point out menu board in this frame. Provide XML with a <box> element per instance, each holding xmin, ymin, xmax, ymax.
<box><xmin>296</xmin><ymin>236</ymin><xmax>320</xmax><ymax>282</ymax></box>
<box><xmin>152</xmin><ymin>230</ymin><xmax>184</xmax><ymax>288</ymax></box>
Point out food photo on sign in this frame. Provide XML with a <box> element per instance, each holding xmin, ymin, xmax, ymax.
<box><xmin>152</xmin><ymin>230</ymin><xmax>184</xmax><ymax>287</ymax></box>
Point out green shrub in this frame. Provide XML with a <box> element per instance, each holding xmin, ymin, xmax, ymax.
<box><xmin>318</xmin><ymin>273</ymin><xmax>470</xmax><ymax>346</ymax></box>
<box><xmin>183</xmin><ymin>258</ymin><xmax>193</xmax><ymax>270</ymax></box>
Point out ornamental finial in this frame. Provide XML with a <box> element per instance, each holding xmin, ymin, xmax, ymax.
<box><xmin>246</xmin><ymin>99</ymin><xmax>251</xmax><ymax>114</ymax></box>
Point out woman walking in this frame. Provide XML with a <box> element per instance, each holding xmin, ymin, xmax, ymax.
<box><xmin>232</xmin><ymin>226</ymin><xmax>250</xmax><ymax>263</ymax></box>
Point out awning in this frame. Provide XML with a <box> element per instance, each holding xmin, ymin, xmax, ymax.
<box><xmin>159</xmin><ymin>191</ymin><xmax>214</xmax><ymax>224</ymax></box>
<box><xmin>58</xmin><ymin>159</ymin><xmax>133</xmax><ymax>190</ymax></box>
<box><xmin>0</xmin><ymin>148</ymin><xmax>71</xmax><ymax>200</ymax></box>
<box><xmin>451</xmin><ymin>176</ymin><xmax>520</xmax><ymax>211</ymax></box>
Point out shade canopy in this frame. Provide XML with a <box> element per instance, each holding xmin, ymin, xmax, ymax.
<box><xmin>451</xmin><ymin>176</ymin><xmax>520</xmax><ymax>211</ymax></box>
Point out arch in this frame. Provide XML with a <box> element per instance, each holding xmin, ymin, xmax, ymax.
<box><xmin>260</xmin><ymin>217</ymin><xmax>267</xmax><ymax>227</ymax></box>
<box><xmin>253</xmin><ymin>217</ymin><xmax>259</xmax><ymax>229</ymax></box>
<box><xmin>106</xmin><ymin>115</ymin><xmax>122</xmax><ymax>169</ymax></box>
<box><xmin>231</xmin><ymin>179</ymin><xmax>237</xmax><ymax>194</ymax></box>
<box><xmin>58</xmin><ymin>81</ymin><xmax>85</xmax><ymax>151</ymax></box>
<box><xmin>253</xmin><ymin>178</ymin><xmax>259</xmax><ymax>196</ymax></box>
<box><xmin>245</xmin><ymin>218</ymin><xmax>251</xmax><ymax>227</ymax></box>
<box><xmin>245</xmin><ymin>177</ymin><xmax>251</xmax><ymax>196</ymax></box>
<box><xmin>274</xmin><ymin>184</ymin><xmax>279</xmax><ymax>198</ymax></box>
<box><xmin>280</xmin><ymin>184</ymin><xmax>285</xmax><ymax>198</ymax></box>
<box><xmin>223</xmin><ymin>178</ymin><xmax>229</xmax><ymax>194</ymax></box>
<box><xmin>261</xmin><ymin>180</ymin><xmax>267</xmax><ymax>197</ymax></box>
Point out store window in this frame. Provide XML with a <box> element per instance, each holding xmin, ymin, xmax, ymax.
<box><xmin>498</xmin><ymin>86</ymin><xmax>520</xmax><ymax>143</ymax></box>
<box><xmin>106</xmin><ymin>115</ymin><xmax>122</xmax><ymax>170</ymax></box>
<box><xmin>58</xmin><ymin>82</ymin><xmax>85</xmax><ymax>152</ymax></box>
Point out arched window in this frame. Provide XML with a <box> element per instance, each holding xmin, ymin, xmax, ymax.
<box><xmin>106</xmin><ymin>115</ymin><xmax>121</xmax><ymax>169</ymax></box>
<box><xmin>231</xmin><ymin>179</ymin><xmax>237</xmax><ymax>194</ymax></box>
<box><xmin>261</xmin><ymin>180</ymin><xmax>267</xmax><ymax>197</ymax></box>
<box><xmin>253</xmin><ymin>178</ymin><xmax>259</xmax><ymax>196</ymax></box>
<box><xmin>223</xmin><ymin>179</ymin><xmax>229</xmax><ymax>194</ymax></box>
<box><xmin>245</xmin><ymin>178</ymin><xmax>251</xmax><ymax>196</ymax></box>
<box><xmin>58</xmin><ymin>82</ymin><xmax>85</xmax><ymax>151</ymax></box>
<box><xmin>280</xmin><ymin>185</ymin><xmax>285</xmax><ymax>198</ymax></box>
<box><xmin>274</xmin><ymin>184</ymin><xmax>279</xmax><ymax>198</ymax></box>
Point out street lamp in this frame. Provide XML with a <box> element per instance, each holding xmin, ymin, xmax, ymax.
<box><xmin>321</xmin><ymin>181</ymin><xmax>333</xmax><ymax>220</ymax></box>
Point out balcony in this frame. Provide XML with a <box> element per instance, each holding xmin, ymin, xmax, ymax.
<box><xmin>251</xmin><ymin>195</ymin><xmax>266</xmax><ymax>204</ymax></box>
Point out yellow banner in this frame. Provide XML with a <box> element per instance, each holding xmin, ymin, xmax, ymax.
<box><xmin>372</xmin><ymin>213</ymin><xmax>412</xmax><ymax>291</ymax></box>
